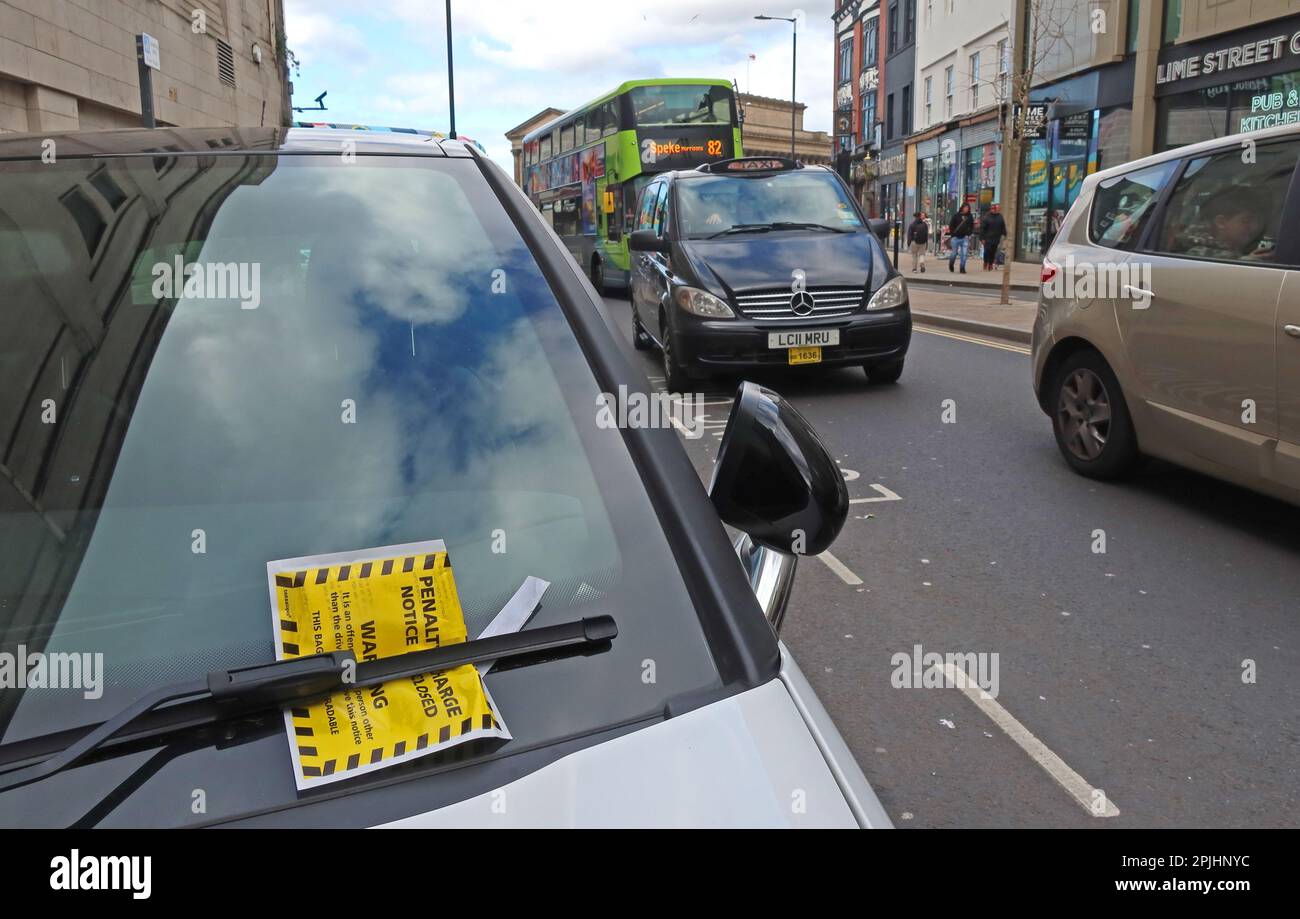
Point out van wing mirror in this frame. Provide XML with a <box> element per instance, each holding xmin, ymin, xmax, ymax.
<box><xmin>628</xmin><ymin>229</ymin><xmax>669</xmax><ymax>253</ymax></box>
<box><xmin>709</xmin><ymin>382</ymin><xmax>849</xmax><ymax>557</ymax></box>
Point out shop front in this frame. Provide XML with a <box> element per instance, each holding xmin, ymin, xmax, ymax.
<box><xmin>1155</xmin><ymin>17</ymin><xmax>1300</xmax><ymax>150</ymax></box>
<box><xmin>876</xmin><ymin>147</ymin><xmax>907</xmax><ymax>227</ymax></box>
<box><xmin>1017</xmin><ymin>62</ymin><xmax>1134</xmax><ymax>260</ymax></box>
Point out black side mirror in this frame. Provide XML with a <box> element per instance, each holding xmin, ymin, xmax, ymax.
<box><xmin>867</xmin><ymin>218</ymin><xmax>890</xmax><ymax>242</ymax></box>
<box><xmin>709</xmin><ymin>382</ymin><xmax>849</xmax><ymax>556</ymax></box>
<box><xmin>628</xmin><ymin>229</ymin><xmax>669</xmax><ymax>253</ymax></box>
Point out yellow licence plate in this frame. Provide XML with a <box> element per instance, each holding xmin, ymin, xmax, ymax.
<box><xmin>788</xmin><ymin>346</ymin><xmax>822</xmax><ymax>365</ymax></box>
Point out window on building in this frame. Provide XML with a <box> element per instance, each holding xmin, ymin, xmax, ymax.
<box><xmin>970</xmin><ymin>52</ymin><xmax>981</xmax><ymax>109</ymax></box>
<box><xmin>863</xmin><ymin>17</ymin><xmax>878</xmax><ymax>69</ymax></box>
<box><xmin>1127</xmin><ymin>0</ymin><xmax>1140</xmax><ymax>53</ymax></box>
<box><xmin>924</xmin><ymin>76</ymin><xmax>933</xmax><ymax>125</ymax></box>
<box><xmin>839</xmin><ymin>37</ymin><xmax>853</xmax><ymax>82</ymax></box>
<box><xmin>905</xmin><ymin>0</ymin><xmax>916</xmax><ymax>45</ymax></box>
<box><xmin>902</xmin><ymin>84</ymin><xmax>912</xmax><ymax>135</ymax></box>
<box><xmin>863</xmin><ymin>91</ymin><xmax>877</xmax><ymax>144</ymax></box>
<box><xmin>945</xmin><ymin>66</ymin><xmax>954</xmax><ymax>119</ymax></box>
<box><xmin>1163</xmin><ymin>0</ymin><xmax>1183</xmax><ymax>45</ymax></box>
<box><xmin>886</xmin><ymin>93</ymin><xmax>895</xmax><ymax>140</ymax></box>
<box><xmin>998</xmin><ymin>39</ymin><xmax>1009</xmax><ymax>98</ymax></box>
<box><xmin>888</xmin><ymin>3</ymin><xmax>898</xmax><ymax>53</ymax></box>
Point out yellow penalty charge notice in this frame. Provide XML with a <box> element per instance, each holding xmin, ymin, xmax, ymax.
<box><xmin>267</xmin><ymin>539</ymin><xmax>508</xmax><ymax>790</ymax></box>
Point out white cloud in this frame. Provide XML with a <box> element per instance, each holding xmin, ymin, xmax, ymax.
<box><xmin>285</xmin><ymin>1</ymin><xmax>833</xmax><ymax>169</ymax></box>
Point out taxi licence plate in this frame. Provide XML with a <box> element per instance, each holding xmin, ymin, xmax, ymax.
<box><xmin>788</xmin><ymin>346</ymin><xmax>822</xmax><ymax>365</ymax></box>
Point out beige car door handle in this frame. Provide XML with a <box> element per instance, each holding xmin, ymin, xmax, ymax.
<box><xmin>1124</xmin><ymin>285</ymin><xmax>1154</xmax><ymax>300</ymax></box>
<box><xmin>1285</xmin><ymin>325</ymin><xmax>1300</xmax><ymax>338</ymax></box>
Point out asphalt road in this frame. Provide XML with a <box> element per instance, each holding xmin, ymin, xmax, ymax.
<box><xmin>601</xmin><ymin>291</ymin><xmax>1300</xmax><ymax>828</ymax></box>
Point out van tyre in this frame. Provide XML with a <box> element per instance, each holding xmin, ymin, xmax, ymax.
<box><xmin>1051</xmin><ymin>350</ymin><xmax>1140</xmax><ymax>479</ymax></box>
<box><xmin>591</xmin><ymin>256</ymin><xmax>606</xmax><ymax>296</ymax></box>
<box><xmin>660</xmin><ymin>315</ymin><xmax>691</xmax><ymax>393</ymax></box>
<box><xmin>632</xmin><ymin>311</ymin><xmax>652</xmax><ymax>350</ymax></box>
<box><xmin>865</xmin><ymin>359</ymin><xmax>904</xmax><ymax>384</ymax></box>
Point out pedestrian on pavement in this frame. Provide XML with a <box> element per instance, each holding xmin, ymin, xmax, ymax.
<box><xmin>980</xmin><ymin>203</ymin><xmax>1007</xmax><ymax>271</ymax></box>
<box><xmin>948</xmin><ymin>203</ymin><xmax>974</xmax><ymax>273</ymax></box>
<box><xmin>1040</xmin><ymin>208</ymin><xmax>1062</xmax><ymax>254</ymax></box>
<box><xmin>907</xmin><ymin>211</ymin><xmax>929</xmax><ymax>273</ymax></box>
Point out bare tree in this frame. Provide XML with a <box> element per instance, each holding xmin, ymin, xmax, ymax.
<box><xmin>997</xmin><ymin>0</ymin><xmax>1082</xmax><ymax>304</ymax></box>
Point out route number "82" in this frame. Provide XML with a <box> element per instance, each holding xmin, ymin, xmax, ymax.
<box><xmin>707</xmin><ymin>140</ymin><xmax>723</xmax><ymax>156</ymax></box>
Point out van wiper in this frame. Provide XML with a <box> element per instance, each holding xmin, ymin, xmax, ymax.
<box><xmin>768</xmin><ymin>222</ymin><xmax>853</xmax><ymax>233</ymax></box>
<box><xmin>0</xmin><ymin>616</ymin><xmax>616</xmax><ymax>793</ymax></box>
<box><xmin>707</xmin><ymin>223</ymin><xmax>774</xmax><ymax>238</ymax></box>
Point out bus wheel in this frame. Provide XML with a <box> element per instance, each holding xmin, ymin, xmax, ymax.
<box><xmin>591</xmin><ymin>256</ymin><xmax>605</xmax><ymax>296</ymax></box>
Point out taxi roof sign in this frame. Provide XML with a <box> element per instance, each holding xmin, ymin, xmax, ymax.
<box><xmin>697</xmin><ymin>156</ymin><xmax>802</xmax><ymax>174</ymax></box>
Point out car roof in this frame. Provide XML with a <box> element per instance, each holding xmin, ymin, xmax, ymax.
<box><xmin>1086</xmin><ymin>122</ymin><xmax>1300</xmax><ymax>186</ymax></box>
<box><xmin>0</xmin><ymin>126</ymin><xmax>475</xmax><ymax>161</ymax></box>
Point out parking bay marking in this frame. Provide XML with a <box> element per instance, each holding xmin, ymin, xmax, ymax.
<box><xmin>938</xmin><ymin>661</ymin><xmax>1121</xmax><ymax>818</ymax></box>
<box><xmin>850</xmin><ymin>483</ymin><xmax>902</xmax><ymax>504</ymax></box>
<box><xmin>816</xmin><ymin>550</ymin><xmax>863</xmax><ymax>586</ymax></box>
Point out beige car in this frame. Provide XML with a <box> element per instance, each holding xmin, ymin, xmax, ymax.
<box><xmin>1032</xmin><ymin>123</ymin><xmax>1300</xmax><ymax>504</ymax></box>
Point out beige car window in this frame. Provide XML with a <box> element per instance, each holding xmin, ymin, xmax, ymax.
<box><xmin>1089</xmin><ymin>161</ymin><xmax>1177</xmax><ymax>251</ymax></box>
<box><xmin>1150</xmin><ymin>140</ymin><xmax>1299</xmax><ymax>265</ymax></box>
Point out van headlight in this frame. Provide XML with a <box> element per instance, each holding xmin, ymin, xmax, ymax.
<box><xmin>866</xmin><ymin>275</ymin><xmax>907</xmax><ymax>311</ymax></box>
<box><xmin>675</xmin><ymin>286</ymin><xmax>735</xmax><ymax>318</ymax></box>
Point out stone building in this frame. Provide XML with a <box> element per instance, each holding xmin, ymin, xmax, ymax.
<box><xmin>737</xmin><ymin>92</ymin><xmax>833</xmax><ymax>165</ymax></box>
<box><xmin>0</xmin><ymin>0</ymin><xmax>291</xmax><ymax>134</ymax></box>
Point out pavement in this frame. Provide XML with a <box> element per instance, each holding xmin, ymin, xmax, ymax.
<box><xmin>906</xmin><ymin>285</ymin><xmax>1036</xmax><ymax>344</ymax></box>
<box><xmin>600</xmin><ymin>290</ymin><xmax>1300</xmax><ymax>829</ymax></box>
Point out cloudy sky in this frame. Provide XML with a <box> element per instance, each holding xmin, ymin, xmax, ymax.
<box><xmin>284</xmin><ymin>1</ymin><xmax>833</xmax><ymax>169</ymax></box>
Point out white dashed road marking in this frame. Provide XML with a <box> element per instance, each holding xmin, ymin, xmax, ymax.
<box><xmin>939</xmin><ymin>661</ymin><xmax>1121</xmax><ymax>818</ymax></box>
<box><xmin>817</xmin><ymin>550</ymin><xmax>863</xmax><ymax>586</ymax></box>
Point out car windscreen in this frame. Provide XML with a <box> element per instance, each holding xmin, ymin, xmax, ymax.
<box><xmin>629</xmin><ymin>84</ymin><xmax>731</xmax><ymax>125</ymax></box>
<box><xmin>0</xmin><ymin>154</ymin><xmax>718</xmax><ymax>824</ymax></box>
<box><xmin>676</xmin><ymin>170</ymin><xmax>865</xmax><ymax>237</ymax></box>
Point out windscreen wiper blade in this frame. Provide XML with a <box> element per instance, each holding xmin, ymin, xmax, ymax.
<box><xmin>707</xmin><ymin>223</ymin><xmax>774</xmax><ymax>238</ymax></box>
<box><xmin>768</xmin><ymin>222</ymin><xmax>853</xmax><ymax>233</ymax></box>
<box><xmin>0</xmin><ymin>616</ymin><xmax>616</xmax><ymax>793</ymax></box>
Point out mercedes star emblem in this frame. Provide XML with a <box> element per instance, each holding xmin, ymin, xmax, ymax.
<box><xmin>790</xmin><ymin>290</ymin><xmax>816</xmax><ymax>316</ymax></box>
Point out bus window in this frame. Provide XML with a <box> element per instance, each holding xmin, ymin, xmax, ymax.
<box><xmin>554</xmin><ymin>196</ymin><xmax>581</xmax><ymax>236</ymax></box>
<box><xmin>540</xmin><ymin>133</ymin><xmax>552</xmax><ymax>160</ymax></box>
<box><xmin>584</xmin><ymin>116</ymin><xmax>601</xmax><ymax>146</ymax></box>
<box><xmin>630</xmin><ymin>84</ymin><xmax>731</xmax><ymax>126</ymax></box>
<box><xmin>600</xmin><ymin>102</ymin><xmax>619</xmax><ymax>137</ymax></box>
<box><xmin>561</xmin><ymin>123</ymin><xmax>574</xmax><ymax>152</ymax></box>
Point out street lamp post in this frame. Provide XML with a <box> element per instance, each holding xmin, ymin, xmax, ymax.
<box><xmin>446</xmin><ymin>0</ymin><xmax>457</xmax><ymax>139</ymax></box>
<box><xmin>754</xmin><ymin>13</ymin><xmax>797</xmax><ymax>160</ymax></box>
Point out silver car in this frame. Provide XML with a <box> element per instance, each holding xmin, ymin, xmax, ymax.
<box><xmin>1032</xmin><ymin>123</ymin><xmax>1300</xmax><ymax>504</ymax></box>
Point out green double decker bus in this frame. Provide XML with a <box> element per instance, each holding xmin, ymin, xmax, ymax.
<box><xmin>521</xmin><ymin>78</ymin><xmax>742</xmax><ymax>293</ymax></box>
